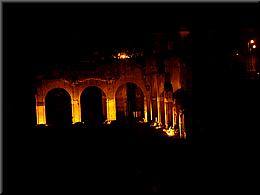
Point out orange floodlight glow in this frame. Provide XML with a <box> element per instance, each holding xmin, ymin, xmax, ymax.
<box><xmin>163</xmin><ymin>128</ymin><xmax>175</xmax><ymax>137</ymax></box>
<box><xmin>114</xmin><ymin>52</ymin><xmax>130</xmax><ymax>59</ymax></box>
<box><xmin>36</xmin><ymin>105</ymin><xmax>46</xmax><ymax>124</ymax></box>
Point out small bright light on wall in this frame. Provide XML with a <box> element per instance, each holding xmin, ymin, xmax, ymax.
<box><xmin>252</xmin><ymin>45</ymin><xmax>256</xmax><ymax>49</ymax></box>
<box><xmin>112</xmin><ymin>48</ymin><xmax>143</xmax><ymax>60</ymax></box>
<box><xmin>250</xmin><ymin>40</ymin><xmax>255</xmax><ymax>44</ymax></box>
<box><xmin>232</xmin><ymin>49</ymin><xmax>239</xmax><ymax>56</ymax></box>
<box><xmin>114</xmin><ymin>52</ymin><xmax>130</xmax><ymax>59</ymax></box>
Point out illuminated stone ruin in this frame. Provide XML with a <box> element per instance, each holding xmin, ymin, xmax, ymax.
<box><xmin>33</xmin><ymin>32</ymin><xmax>192</xmax><ymax>138</ymax></box>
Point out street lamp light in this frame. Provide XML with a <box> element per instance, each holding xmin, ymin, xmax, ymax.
<box><xmin>247</xmin><ymin>39</ymin><xmax>257</xmax><ymax>75</ymax></box>
<box><xmin>248</xmin><ymin>39</ymin><xmax>256</xmax><ymax>53</ymax></box>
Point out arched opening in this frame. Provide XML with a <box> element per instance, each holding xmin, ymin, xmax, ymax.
<box><xmin>45</xmin><ymin>88</ymin><xmax>72</xmax><ymax>127</ymax></box>
<box><xmin>32</xmin><ymin>94</ymin><xmax>36</xmax><ymax>126</ymax></box>
<box><xmin>116</xmin><ymin>82</ymin><xmax>144</xmax><ymax>121</ymax></box>
<box><xmin>80</xmin><ymin>86</ymin><xmax>107</xmax><ymax>127</ymax></box>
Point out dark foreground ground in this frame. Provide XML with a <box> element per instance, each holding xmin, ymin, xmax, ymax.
<box><xmin>9</xmin><ymin>121</ymin><xmax>196</xmax><ymax>194</ymax></box>
<box><xmin>7</xmin><ymin>97</ymin><xmax>259</xmax><ymax>194</ymax></box>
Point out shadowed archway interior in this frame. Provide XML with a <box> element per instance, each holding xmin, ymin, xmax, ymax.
<box><xmin>116</xmin><ymin>82</ymin><xmax>144</xmax><ymax>121</ymax></box>
<box><xmin>32</xmin><ymin>94</ymin><xmax>36</xmax><ymax>126</ymax></box>
<box><xmin>45</xmin><ymin>88</ymin><xmax>72</xmax><ymax>127</ymax></box>
<box><xmin>80</xmin><ymin>86</ymin><xmax>107</xmax><ymax>126</ymax></box>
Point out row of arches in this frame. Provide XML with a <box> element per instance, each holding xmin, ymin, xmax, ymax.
<box><xmin>33</xmin><ymin>82</ymin><xmax>145</xmax><ymax>127</ymax></box>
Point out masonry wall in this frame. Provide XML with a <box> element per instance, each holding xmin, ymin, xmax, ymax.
<box><xmin>34</xmin><ymin>57</ymin><xmax>189</xmax><ymax>136</ymax></box>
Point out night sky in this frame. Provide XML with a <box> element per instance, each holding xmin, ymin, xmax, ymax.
<box><xmin>4</xmin><ymin>3</ymin><xmax>258</xmax><ymax>67</ymax></box>
<box><xmin>5</xmin><ymin>4</ymin><xmax>190</xmax><ymax>66</ymax></box>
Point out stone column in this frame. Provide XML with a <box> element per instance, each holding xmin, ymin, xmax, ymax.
<box><xmin>107</xmin><ymin>98</ymin><xmax>116</xmax><ymax>121</ymax></box>
<box><xmin>156</xmin><ymin>75</ymin><xmax>163</xmax><ymax>125</ymax></box>
<box><xmin>179</xmin><ymin>111</ymin><xmax>182</xmax><ymax>138</ymax></box>
<box><xmin>144</xmin><ymin>97</ymin><xmax>148</xmax><ymax>122</ymax></box>
<box><xmin>151</xmin><ymin>97</ymin><xmax>157</xmax><ymax>121</ymax></box>
<box><xmin>157</xmin><ymin>97</ymin><xmax>161</xmax><ymax>124</ymax></box>
<box><xmin>164</xmin><ymin>98</ymin><xmax>168</xmax><ymax>128</ymax></box>
<box><xmin>71</xmin><ymin>99</ymin><xmax>81</xmax><ymax>123</ymax></box>
<box><xmin>172</xmin><ymin>105</ymin><xmax>176</xmax><ymax>128</ymax></box>
<box><xmin>149</xmin><ymin>98</ymin><xmax>153</xmax><ymax>121</ymax></box>
<box><xmin>71</xmin><ymin>86</ymin><xmax>81</xmax><ymax>124</ymax></box>
<box><xmin>181</xmin><ymin>112</ymin><xmax>185</xmax><ymax>139</ymax></box>
<box><xmin>36</xmin><ymin>96</ymin><xmax>46</xmax><ymax>125</ymax></box>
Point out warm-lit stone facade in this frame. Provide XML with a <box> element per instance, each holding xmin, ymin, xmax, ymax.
<box><xmin>33</xmin><ymin>32</ymin><xmax>192</xmax><ymax>137</ymax></box>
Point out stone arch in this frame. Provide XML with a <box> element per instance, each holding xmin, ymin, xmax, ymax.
<box><xmin>77</xmin><ymin>79</ymin><xmax>109</xmax><ymax>99</ymax></box>
<box><xmin>113</xmin><ymin>79</ymin><xmax>148</xmax><ymax>99</ymax></box>
<box><xmin>80</xmin><ymin>85</ymin><xmax>107</xmax><ymax>126</ymax></box>
<box><xmin>114</xmin><ymin>77</ymin><xmax>149</xmax><ymax>122</ymax></box>
<box><xmin>76</xmin><ymin>79</ymin><xmax>116</xmax><ymax>121</ymax></box>
<box><xmin>41</xmin><ymin>79</ymin><xmax>74</xmax><ymax>100</ymax></box>
<box><xmin>115</xmin><ymin>82</ymin><xmax>146</xmax><ymax>121</ymax></box>
<box><xmin>45</xmin><ymin>88</ymin><xmax>72</xmax><ymax>127</ymax></box>
<box><xmin>35</xmin><ymin>80</ymin><xmax>74</xmax><ymax>125</ymax></box>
